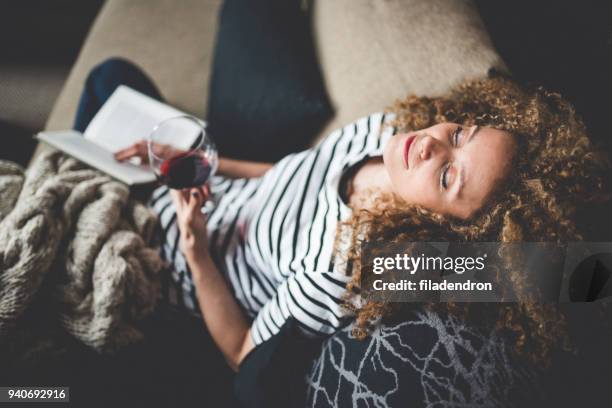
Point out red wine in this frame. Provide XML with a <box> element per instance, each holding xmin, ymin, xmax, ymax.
<box><xmin>158</xmin><ymin>152</ymin><xmax>212</xmax><ymax>189</ymax></box>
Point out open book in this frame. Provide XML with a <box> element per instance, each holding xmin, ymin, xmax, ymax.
<box><xmin>36</xmin><ymin>86</ymin><xmax>201</xmax><ymax>185</ymax></box>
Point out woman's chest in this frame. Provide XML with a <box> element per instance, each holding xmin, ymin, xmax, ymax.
<box><xmin>243</xmin><ymin>168</ymin><xmax>349</xmax><ymax>282</ymax></box>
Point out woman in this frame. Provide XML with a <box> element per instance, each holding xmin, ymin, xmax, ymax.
<box><xmin>82</xmin><ymin>58</ymin><xmax>610</xmax><ymax>372</ymax></box>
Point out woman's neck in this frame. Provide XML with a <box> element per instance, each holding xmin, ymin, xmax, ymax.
<box><xmin>346</xmin><ymin>156</ymin><xmax>393</xmax><ymax>209</ymax></box>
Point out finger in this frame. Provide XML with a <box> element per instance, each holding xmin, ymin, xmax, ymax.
<box><xmin>170</xmin><ymin>189</ymin><xmax>185</xmax><ymax>210</ymax></box>
<box><xmin>135</xmin><ymin>139</ymin><xmax>148</xmax><ymax>157</ymax></box>
<box><xmin>188</xmin><ymin>188</ymin><xmax>203</xmax><ymax>213</ymax></box>
<box><xmin>114</xmin><ymin>144</ymin><xmax>140</xmax><ymax>161</ymax></box>
<box><xmin>135</xmin><ymin>139</ymin><xmax>150</xmax><ymax>164</ymax></box>
<box><xmin>114</xmin><ymin>140</ymin><xmax>149</xmax><ymax>161</ymax></box>
<box><xmin>198</xmin><ymin>185</ymin><xmax>209</xmax><ymax>201</ymax></box>
<box><xmin>161</xmin><ymin>143</ymin><xmax>184</xmax><ymax>158</ymax></box>
<box><xmin>181</xmin><ymin>189</ymin><xmax>191</xmax><ymax>203</ymax></box>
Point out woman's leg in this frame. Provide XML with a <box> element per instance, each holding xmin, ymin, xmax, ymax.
<box><xmin>73</xmin><ymin>57</ymin><xmax>163</xmax><ymax>132</ymax></box>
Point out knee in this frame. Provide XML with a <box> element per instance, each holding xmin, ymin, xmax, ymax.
<box><xmin>85</xmin><ymin>57</ymin><xmax>142</xmax><ymax>92</ymax></box>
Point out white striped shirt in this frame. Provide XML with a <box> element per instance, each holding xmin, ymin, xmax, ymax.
<box><xmin>149</xmin><ymin>112</ymin><xmax>395</xmax><ymax>345</ymax></box>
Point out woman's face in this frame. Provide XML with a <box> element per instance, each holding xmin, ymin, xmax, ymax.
<box><xmin>382</xmin><ymin>123</ymin><xmax>516</xmax><ymax>220</ymax></box>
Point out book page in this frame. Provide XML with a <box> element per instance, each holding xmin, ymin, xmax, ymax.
<box><xmin>83</xmin><ymin>85</ymin><xmax>198</xmax><ymax>153</ymax></box>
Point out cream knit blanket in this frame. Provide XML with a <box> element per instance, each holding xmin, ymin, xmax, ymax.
<box><xmin>0</xmin><ymin>151</ymin><xmax>163</xmax><ymax>353</ymax></box>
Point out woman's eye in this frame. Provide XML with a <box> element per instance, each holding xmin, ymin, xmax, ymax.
<box><xmin>453</xmin><ymin>126</ymin><xmax>463</xmax><ymax>146</ymax></box>
<box><xmin>440</xmin><ymin>163</ymin><xmax>451</xmax><ymax>189</ymax></box>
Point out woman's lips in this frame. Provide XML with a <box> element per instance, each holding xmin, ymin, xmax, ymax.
<box><xmin>403</xmin><ymin>134</ymin><xmax>417</xmax><ymax>169</ymax></box>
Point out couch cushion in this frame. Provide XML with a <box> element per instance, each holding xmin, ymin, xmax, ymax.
<box><xmin>311</xmin><ymin>0</ymin><xmax>507</xmax><ymax>142</ymax></box>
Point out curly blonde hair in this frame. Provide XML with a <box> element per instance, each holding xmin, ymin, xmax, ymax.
<box><xmin>334</xmin><ymin>76</ymin><xmax>612</xmax><ymax>361</ymax></box>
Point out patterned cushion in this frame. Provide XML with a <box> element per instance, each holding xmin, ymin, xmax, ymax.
<box><xmin>306</xmin><ymin>310</ymin><xmax>537</xmax><ymax>407</ymax></box>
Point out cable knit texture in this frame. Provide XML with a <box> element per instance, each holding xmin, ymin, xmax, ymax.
<box><xmin>0</xmin><ymin>151</ymin><xmax>163</xmax><ymax>353</ymax></box>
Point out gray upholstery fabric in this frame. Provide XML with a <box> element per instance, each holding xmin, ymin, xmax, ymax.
<box><xmin>0</xmin><ymin>65</ymin><xmax>67</xmax><ymax>131</ymax></box>
<box><xmin>311</xmin><ymin>0</ymin><xmax>507</xmax><ymax>142</ymax></box>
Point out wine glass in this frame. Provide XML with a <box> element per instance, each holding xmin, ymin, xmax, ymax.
<box><xmin>147</xmin><ymin>115</ymin><xmax>218</xmax><ymax>210</ymax></box>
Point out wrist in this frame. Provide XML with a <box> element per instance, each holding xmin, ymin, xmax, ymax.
<box><xmin>185</xmin><ymin>247</ymin><xmax>213</xmax><ymax>270</ymax></box>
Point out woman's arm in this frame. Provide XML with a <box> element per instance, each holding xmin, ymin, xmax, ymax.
<box><xmin>217</xmin><ymin>157</ymin><xmax>273</xmax><ymax>179</ymax></box>
<box><xmin>114</xmin><ymin>140</ymin><xmax>273</xmax><ymax>179</ymax></box>
<box><xmin>187</xmin><ymin>251</ymin><xmax>254</xmax><ymax>371</ymax></box>
<box><xmin>170</xmin><ymin>187</ymin><xmax>254</xmax><ymax>371</ymax></box>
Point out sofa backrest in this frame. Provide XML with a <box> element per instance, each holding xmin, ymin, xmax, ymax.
<box><xmin>311</xmin><ymin>0</ymin><xmax>506</xmax><ymax>141</ymax></box>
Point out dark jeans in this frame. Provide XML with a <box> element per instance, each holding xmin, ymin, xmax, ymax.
<box><xmin>74</xmin><ymin>57</ymin><xmax>163</xmax><ymax>132</ymax></box>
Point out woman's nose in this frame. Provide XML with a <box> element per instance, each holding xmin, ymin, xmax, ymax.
<box><xmin>420</xmin><ymin>135</ymin><xmax>436</xmax><ymax>160</ymax></box>
<box><xmin>420</xmin><ymin>135</ymin><xmax>449</xmax><ymax>162</ymax></box>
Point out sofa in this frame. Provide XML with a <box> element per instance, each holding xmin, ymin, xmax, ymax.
<box><xmin>24</xmin><ymin>0</ymin><xmax>517</xmax><ymax>406</ymax></box>
<box><xmin>31</xmin><ymin>0</ymin><xmax>504</xmax><ymax>163</ymax></box>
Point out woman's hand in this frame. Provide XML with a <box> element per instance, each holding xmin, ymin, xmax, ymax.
<box><xmin>114</xmin><ymin>139</ymin><xmax>185</xmax><ymax>164</ymax></box>
<box><xmin>169</xmin><ymin>186</ymin><xmax>211</xmax><ymax>263</ymax></box>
